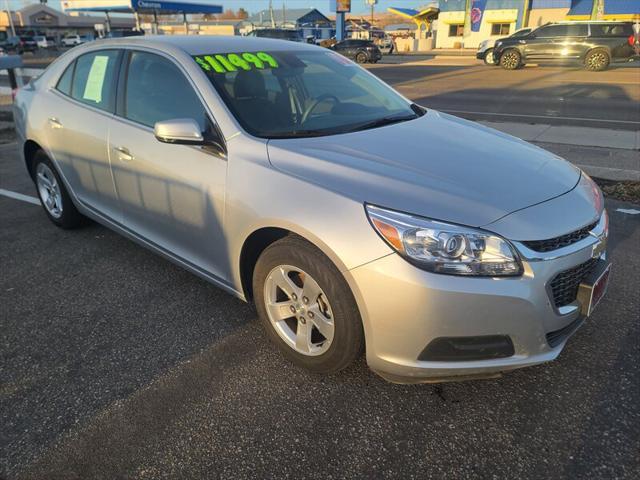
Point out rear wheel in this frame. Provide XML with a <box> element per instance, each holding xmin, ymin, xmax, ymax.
<box><xmin>33</xmin><ymin>150</ymin><xmax>84</xmax><ymax>228</ymax></box>
<box><xmin>500</xmin><ymin>49</ymin><xmax>521</xmax><ymax>70</ymax></box>
<box><xmin>253</xmin><ymin>235</ymin><xmax>364</xmax><ymax>373</ymax></box>
<box><xmin>585</xmin><ymin>49</ymin><xmax>610</xmax><ymax>71</ymax></box>
<box><xmin>483</xmin><ymin>48</ymin><xmax>495</xmax><ymax>65</ymax></box>
<box><xmin>355</xmin><ymin>51</ymin><xmax>368</xmax><ymax>64</ymax></box>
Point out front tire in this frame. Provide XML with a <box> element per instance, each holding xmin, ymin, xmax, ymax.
<box><xmin>500</xmin><ymin>49</ymin><xmax>521</xmax><ymax>70</ymax></box>
<box><xmin>483</xmin><ymin>48</ymin><xmax>495</xmax><ymax>65</ymax></box>
<box><xmin>585</xmin><ymin>49</ymin><xmax>610</xmax><ymax>71</ymax></box>
<box><xmin>355</xmin><ymin>51</ymin><xmax>368</xmax><ymax>64</ymax></box>
<box><xmin>32</xmin><ymin>150</ymin><xmax>84</xmax><ymax>228</ymax></box>
<box><xmin>253</xmin><ymin>235</ymin><xmax>364</xmax><ymax>373</ymax></box>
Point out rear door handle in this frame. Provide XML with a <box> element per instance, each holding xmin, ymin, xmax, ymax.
<box><xmin>114</xmin><ymin>146</ymin><xmax>134</xmax><ymax>162</ymax></box>
<box><xmin>48</xmin><ymin>117</ymin><xmax>63</xmax><ymax>129</ymax></box>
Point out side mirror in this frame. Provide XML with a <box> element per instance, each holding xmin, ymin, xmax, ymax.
<box><xmin>154</xmin><ymin>118</ymin><xmax>204</xmax><ymax>145</ymax></box>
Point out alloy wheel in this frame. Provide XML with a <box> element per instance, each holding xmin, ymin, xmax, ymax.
<box><xmin>263</xmin><ymin>265</ymin><xmax>335</xmax><ymax>356</ymax></box>
<box><xmin>36</xmin><ymin>163</ymin><xmax>63</xmax><ymax>218</ymax></box>
<box><xmin>587</xmin><ymin>52</ymin><xmax>607</xmax><ymax>70</ymax></box>
<box><xmin>501</xmin><ymin>51</ymin><xmax>519</xmax><ymax>69</ymax></box>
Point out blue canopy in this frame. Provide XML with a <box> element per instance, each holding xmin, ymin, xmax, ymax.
<box><xmin>64</xmin><ymin>0</ymin><xmax>222</xmax><ymax>14</ymax></box>
<box><xmin>567</xmin><ymin>0</ymin><xmax>593</xmax><ymax>16</ymax></box>
<box><xmin>604</xmin><ymin>0</ymin><xmax>640</xmax><ymax>15</ymax></box>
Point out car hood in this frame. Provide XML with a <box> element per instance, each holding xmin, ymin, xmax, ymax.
<box><xmin>266</xmin><ymin>110</ymin><xmax>580</xmax><ymax>228</ymax></box>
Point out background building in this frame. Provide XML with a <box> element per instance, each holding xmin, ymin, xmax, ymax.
<box><xmin>435</xmin><ymin>0</ymin><xmax>640</xmax><ymax>49</ymax></box>
<box><xmin>244</xmin><ymin>8</ymin><xmax>334</xmax><ymax>40</ymax></box>
<box><xmin>0</xmin><ymin>3</ymin><xmax>134</xmax><ymax>39</ymax></box>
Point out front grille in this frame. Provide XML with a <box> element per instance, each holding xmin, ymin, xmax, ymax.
<box><xmin>549</xmin><ymin>258</ymin><xmax>599</xmax><ymax>308</ymax></box>
<box><xmin>523</xmin><ymin>220</ymin><xmax>598</xmax><ymax>252</ymax></box>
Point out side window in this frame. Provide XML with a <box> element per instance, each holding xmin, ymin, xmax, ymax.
<box><xmin>56</xmin><ymin>61</ymin><xmax>75</xmax><ymax>96</ymax></box>
<box><xmin>124</xmin><ymin>51</ymin><xmax>207</xmax><ymax>130</ymax></box>
<box><xmin>70</xmin><ymin>50</ymin><xmax>120</xmax><ymax>112</ymax></box>
<box><xmin>536</xmin><ymin>25</ymin><xmax>568</xmax><ymax>38</ymax></box>
<box><xmin>566</xmin><ymin>24</ymin><xmax>588</xmax><ymax>36</ymax></box>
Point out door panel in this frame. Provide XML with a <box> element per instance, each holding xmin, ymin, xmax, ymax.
<box><xmin>46</xmin><ymin>49</ymin><xmax>122</xmax><ymax>222</ymax></box>
<box><xmin>110</xmin><ymin>50</ymin><xmax>228</xmax><ymax>281</ymax></box>
<box><xmin>108</xmin><ymin>119</ymin><xmax>228</xmax><ymax>279</ymax></box>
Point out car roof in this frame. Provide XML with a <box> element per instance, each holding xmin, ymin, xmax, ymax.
<box><xmin>87</xmin><ymin>35</ymin><xmax>317</xmax><ymax>55</ymax></box>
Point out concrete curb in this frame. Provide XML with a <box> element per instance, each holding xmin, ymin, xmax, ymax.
<box><xmin>480</xmin><ymin>121</ymin><xmax>640</xmax><ymax>150</ymax></box>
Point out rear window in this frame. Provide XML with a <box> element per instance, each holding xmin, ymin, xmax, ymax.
<box><xmin>56</xmin><ymin>62</ymin><xmax>74</xmax><ymax>96</ymax></box>
<box><xmin>590</xmin><ymin>23</ymin><xmax>633</xmax><ymax>37</ymax></box>
<box><xmin>70</xmin><ymin>50</ymin><xmax>120</xmax><ymax>112</ymax></box>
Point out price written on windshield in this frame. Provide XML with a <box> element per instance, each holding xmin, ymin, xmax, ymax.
<box><xmin>194</xmin><ymin>52</ymin><xmax>279</xmax><ymax>73</ymax></box>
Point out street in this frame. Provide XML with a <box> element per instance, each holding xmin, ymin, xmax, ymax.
<box><xmin>367</xmin><ymin>61</ymin><xmax>640</xmax><ymax>130</ymax></box>
<box><xmin>1</xmin><ymin>60</ymin><xmax>639</xmax><ymax>479</ymax></box>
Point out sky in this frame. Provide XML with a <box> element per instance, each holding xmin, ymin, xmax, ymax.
<box><xmin>9</xmin><ymin>0</ymin><xmax>431</xmax><ymax>15</ymax></box>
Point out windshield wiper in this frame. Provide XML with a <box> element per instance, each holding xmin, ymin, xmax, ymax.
<box><xmin>343</xmin><ymin>114</ymin><xmax>418</xmax><ymax>134</ymax></box>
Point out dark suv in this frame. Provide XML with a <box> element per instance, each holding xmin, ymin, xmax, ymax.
<box><xmin>494</xmin><ymin>21</ymin><xmax>638</xmax><ymax>71</ymax></box>
<box><xmin>330</xmin><ymin>39</ymin><xmax>382</xmax><ymax>64</ymax></box>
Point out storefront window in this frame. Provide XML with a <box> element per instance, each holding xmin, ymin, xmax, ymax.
<box><xmin>491</xmin><ymin>23</ymin><xmax>511</xmax><ymax>36</ymax></box>
<box><xmin>448</xmin><ymin>24</ymin><xmax>464</xmax><ymax>37</ymax></box>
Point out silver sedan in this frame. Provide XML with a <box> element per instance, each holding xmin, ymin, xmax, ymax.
<box><xmin>13</xmin><ymin>36</ymin><xmax>610</xmax><ymax>383</ymax></box>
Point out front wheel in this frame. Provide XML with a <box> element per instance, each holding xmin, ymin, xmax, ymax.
<box><xmin>355</xmin><ymin>51</ymin><xmax>368</xmax><ymax>64</ymax></box>
<box><xmin>500</xmin><ymin>49</ymin><xmax>521</xmax><ymax>70</ymax></box>
<box><xmin>253</xmin><ymin>235</ymin><xmax>364</xmax><ymax>373</ymax></box>
<box><xmin>483</xmin><ymin>48</ymin><xmax>495</xmax><ymax>65</ymax></box>
<box><xmin>585</xmin><ymin>49</ymin><xmax>610</xmax><ymax>71</ymax></box>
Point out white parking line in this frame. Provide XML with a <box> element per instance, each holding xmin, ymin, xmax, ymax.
<box><xmin>616</xmin><ymin>208</ymin><xmax>640</xmax><ymax>215</ymax></box>
<box><xmin>0</xmin><ymin>188</ymin><xmax>40</xmax><ymax>205</ymax></box>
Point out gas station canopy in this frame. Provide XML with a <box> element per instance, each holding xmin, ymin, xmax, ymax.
<box><xmin>61</xmin><ymin>0</ymin><xmax>223</xmax><ymax>15</ymax></box>
<box><xmin>387</xmin><ymin>6</ymin><xmax>439</xmax><ymax>25</ymax></box>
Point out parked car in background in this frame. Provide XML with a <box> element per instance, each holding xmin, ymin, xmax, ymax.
<box><xmin>330</xmin><ymin>39</ymin><xmax>382</xmax><ymax>63</ymax></box>
<box><xmin>494</xmin><ymin>21</ymin><xmax>638</xmax><ymax>71</ymax></box>
<box><xmin>246</xmin><ymin>28</ymin><xmax>302</xmax><ymax>42</ymax></box>
<box><xmin>476</xmin><ymin>27</ymin><xmax>532</xmax><ymax>65</ymax></box>
<box><xmin>21</xmin><ymin>36</ymin><xmax>38</xmax><ymax>53</ymax></box>
<box><xmin>62</xmin><ymin>34</ymin><xmax>92</xmax><ymax>47</ymax></box>
<box><xmin>377</xmin><ymin>37</ymin><xmax>395</xmax><ymax>55</ymax></box>
<box><xmin>34</xmin><ymin>35</ymin><xmax>56</xmax><ymax>49</ymax></box>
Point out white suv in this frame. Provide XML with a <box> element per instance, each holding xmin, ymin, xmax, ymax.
<box><xmin>62</xmin><ymin>35</ymin><xmax>89</xmax><ymax>47</ymax></box>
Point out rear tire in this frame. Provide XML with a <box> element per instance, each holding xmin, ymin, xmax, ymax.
<box><xmin>355</xmin><ymin>51</ymin><xmax>368</xmax><ymax>64</ymax></box>
<box><xmin>585</xmin><ymin>49</ymin><xmax>610</xmax><ymax>71</ymax></box>
<box><xmin>253</xmin><ymin>235</ymin><xmax>364</xmax><ymax>374</ymax></box>
<box><xmin>500</xmin><ymin>49</ymin><xmax>521</xmax><ymax>70</ymax></box>
<box><xmin>483</xmin><ymin>48</ymin><xmax>495</xmax><ymax>65</ymax></box>
<box><xmin>32</xmin><ymin>150</ymin><xmax>84</xmax><ymax>229</ymax></box>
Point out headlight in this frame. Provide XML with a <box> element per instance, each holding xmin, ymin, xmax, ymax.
<box><xmin>366</xmin><ymin>205</ymin><xmax>523</xmax><ymax>276</ymax></box>
<box><xmin>495</xmin><ymin>41</ymin><xmax>502</xmax><ymax>48</ymax></box>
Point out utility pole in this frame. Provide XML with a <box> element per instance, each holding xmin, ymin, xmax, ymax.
<box><xmin>269</xmin><ymin>0</ymin><xmax>275</xmax><ymax>28</ymax></box>
<box><xmin>4</xmin><ymin>0</ymin><xmax>15</xmax><ymax>37</ymax></box>
<box><xmin>282</xmin><ymin>2</ymin><xmax>286</xmax><ymax>27</ymax></box>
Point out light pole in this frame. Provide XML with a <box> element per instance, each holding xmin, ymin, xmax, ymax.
<box><xmin>4</xmin><ymin>0</ymin><xmax>16</xmax><ymax>37</ymax></box>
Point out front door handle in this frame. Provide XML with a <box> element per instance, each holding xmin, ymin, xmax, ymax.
<box><xmin>114</xmin><ymin>146</ymin><xmax>134</xmax><ymax>162</ymax></box>
<box><xmin>48</xmin><ymin>117</ymin><xmax>63</xmax><ymax>129</ymax></box>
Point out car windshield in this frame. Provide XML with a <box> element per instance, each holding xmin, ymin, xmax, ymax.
<box><xmin>194</xmin><ymin>49</ymin><xmax>419</xmax><ymax>138</ymax></box>
<box><xmin>511</xmin><ymin>29</ymin><xmax>531</xmax><ymax>38</ymax></box>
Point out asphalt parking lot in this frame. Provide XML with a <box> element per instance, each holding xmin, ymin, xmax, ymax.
<box><xmin>367</xmin><ymin>62</ymin><xmax>640</xmax><ymax>130</ymax></box>
<box><xmin>1</xmin><ymin>132</ymin><xmax>639</xmax><ymax>480</ymax></box>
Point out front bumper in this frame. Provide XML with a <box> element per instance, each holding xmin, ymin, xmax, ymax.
<box><xmin>348</xmin><ymin>228</ymin><xmax>606</xmax><ymax>384</ymax></box>
<box><xmin>476</xmin><ymin>51</ymin><xmax>486</xmax><ymax>60</ymax></box>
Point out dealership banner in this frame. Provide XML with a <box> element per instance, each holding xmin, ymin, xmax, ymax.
<box><xmin>470</xmin><ymin>0</ymin><xmax>488</xmax><ymax>32</ymax></box>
